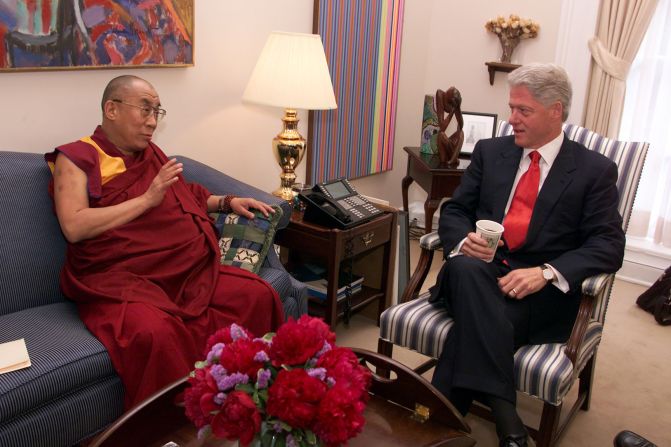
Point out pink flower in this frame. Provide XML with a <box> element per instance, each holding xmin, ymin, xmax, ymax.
<box><xmin>218</xmin><ymin>338</ymin><xmax>268</xmax><ymax>378</ymax></box>
<box><xmin>317</xmin><ymin>347</ymin><xmax>371</xmax><ymax>400</ymax></box>
<box><xmin>270</xmin><ymin>315</ymin><xmax>336</xmax><ymax>366</ymax></box>
<box><xmin>203</xmin><ymin>324</ymin><xmax>254</xmax><ymax>356</ymax></box>
<box><xmin>298</xmin><ymin>314</ymin><xmax>336</xmax><ymax>346</ymax></box>
<box><xmin>211</xmin><ymin>391</ymin><xmax>262</xmax><ymax>446</ymax></box>
<box><xmin>184</xmin><ymin>367</ymin><xmax>219</xmax><ymax>428</ymax></box>
<box><xmin>266</xmin><ymin>369</ymin><xmax>327</xmax><ymax>428</ymax></box>
<box><xmin>313</xmin><ymin>384</ymin><xmax>367</xmax><ymax>447</ymax></box>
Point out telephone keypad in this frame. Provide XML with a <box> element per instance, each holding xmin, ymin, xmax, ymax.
<box><xmin>338</xmin><ymin>195</ymin><xmax>378</xmax><ymax>222</ymax></box>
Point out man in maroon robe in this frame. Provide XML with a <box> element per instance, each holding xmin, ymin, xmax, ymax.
<box><xmin>45</xmin><ymin>75</ymin><xmax>284</xmax><ymax>408</ymax></box>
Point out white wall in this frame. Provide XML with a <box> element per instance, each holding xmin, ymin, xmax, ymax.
<box><xmin>1</xmin><ymin>0</ymin><xmax>588</xmax><ymax>207</ymax></box>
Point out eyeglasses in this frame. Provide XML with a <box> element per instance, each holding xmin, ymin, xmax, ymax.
<box><xmin>111</xmin><ymin>99</ymin><xmax>167</xmax><ymax>122</ymax></box>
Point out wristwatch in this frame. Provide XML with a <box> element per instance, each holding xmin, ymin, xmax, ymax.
<box><xmin>540</xmin><ymin>264</ymin><xmax>555</xmax><ymax>282</ymax></box>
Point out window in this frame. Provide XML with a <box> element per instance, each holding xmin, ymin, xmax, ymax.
<box><xmin>619</xmin><ymin>0</ymin><xmax>671</xmax><ymax>251</ymax></box>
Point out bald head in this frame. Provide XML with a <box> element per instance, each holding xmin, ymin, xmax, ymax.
<box><xmin>101</xmin><ymin>75</ymin><xmax>155</xmax><ymax>112</ymax></box>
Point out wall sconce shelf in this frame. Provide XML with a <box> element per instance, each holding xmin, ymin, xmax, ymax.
<box><xmin>485</xmin><ymin>61</ymin><xmax>521</xmax><ymax>85</ymax></box>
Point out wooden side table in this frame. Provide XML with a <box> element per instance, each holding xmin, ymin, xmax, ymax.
<box><xmin>402</xmin><ymin>146</ymin><xmax>470</xmax><ymax>233</ymax></box>
<box><xmin>274</xmin><ymin>208</ymin><xmax>397</xmax><ymax>330</ymax></box>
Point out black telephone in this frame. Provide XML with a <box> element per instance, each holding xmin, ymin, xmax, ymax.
<box><xmin>298</xmin><ymin>178</ymin><xmax>384</xmax><ymax>229</ymax></box>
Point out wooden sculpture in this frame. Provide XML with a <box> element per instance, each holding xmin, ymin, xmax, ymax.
<box><xmin>436</xmin><ymin>87</ymin><xmax>464</xmax><ymax>167</ymax></box>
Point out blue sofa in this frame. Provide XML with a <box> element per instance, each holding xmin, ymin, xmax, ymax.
<box><xmin>0</xmin><ymin>151</ymin><xmax>307</xmax><ymax>447</ymax></box>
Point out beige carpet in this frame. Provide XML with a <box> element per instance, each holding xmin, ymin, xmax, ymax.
<box><xmin>335</xmin><ymin>240</ymin><xmax>670</xmax><ymax>446</ymax></box>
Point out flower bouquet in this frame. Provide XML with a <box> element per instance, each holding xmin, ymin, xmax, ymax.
<box><xmin>484</xmin><ymin>14</ymin><xmax>540</xmax><ymax>63</ymax></box>
<box><xmin>184</xmin><ymin>315</ymin><xmax>372</xmax><ymax>447</ymax></box>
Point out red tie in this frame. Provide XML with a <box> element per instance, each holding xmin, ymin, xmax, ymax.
<box><xmin>504</xmin><ymin>151</ymin><xmax>541</xmax><ymax>250</ymax></box>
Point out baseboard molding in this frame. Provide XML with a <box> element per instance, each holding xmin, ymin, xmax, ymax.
<box><xmin>617</xmin><ymin>259</ymin><xmax>662</xmax><ymax>287</ymax></box>
<box><xmin>619</xmin><ymin>238</ymin><xmax>670</xmax><ymax>287</ymax></box>
<box><xmin>408</xmin><ymin>200</ymin><xmax>440</xmax><ymax>229</ymax></box>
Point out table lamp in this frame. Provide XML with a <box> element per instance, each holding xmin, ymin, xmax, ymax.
<box><xmin>243</xmin><ymin>31</ymin><xmax>337</xmax><ymax>201</ymax></box>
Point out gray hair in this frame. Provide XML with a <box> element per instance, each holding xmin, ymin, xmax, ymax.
<box><xmin>508</xmin><ymin>63</ymin><xmax>572</xmax><ymax>121</ymax></box>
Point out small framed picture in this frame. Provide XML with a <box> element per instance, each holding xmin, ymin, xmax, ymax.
<box><xmin>461</xmin><ymin>112</ymin><xmax>498</xmax><ymax>156</ymax></box>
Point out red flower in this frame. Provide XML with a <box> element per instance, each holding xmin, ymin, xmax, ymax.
<box><xmin>211</xmin><ymin>390</ymin><xmax>262</xmax><ymax>446</ymax></box>
<box><xmin>184</xmin><ymin>367</ymin><xmax>220</xmax><ymax>428</ymax></box>
<box><xmin>185</xmin><ymin>318</ymin><xmax>371</xmax><ymax>446</ymax></box>
<box><xmin>298</xmin><ymin>314</ymin><xmax>336</xmax><ymax>346</ymax></box>
<box><xmin>313</xmin><ymin>384</ymin><xmax>367</xmax><ymax>447</ymax></box>
<box><xmin>218</xmin><ymin>338</ymin><xmax>268</xmax><ymax>378</ymax></box>
<box><xmin>317</xmin><ymin>347</ymin><xmax>371</xmax><ymax>400</ymax></box>
<box><xmin>270</xmin><ymin>315</ymin><xmax>335</xmax><ymax>366</ymax></box>
<box><xmin>266</xmin><ymin>369</ymin><xmax>327</xmax><ymax>428</ymax></box>
<box><xmin>203</xmin><ymin>324</ymin><xmax>254</xmax><ymax>356</ymax></box>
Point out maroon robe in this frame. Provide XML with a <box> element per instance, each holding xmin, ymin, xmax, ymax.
<box><xmin>46</xmin><ymin>127</ymin><xmax>284</xmax><ymax>408</ymax></box>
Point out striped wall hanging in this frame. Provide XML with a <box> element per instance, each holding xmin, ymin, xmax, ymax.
<box><xmin>307</xmin><ymin>0</ymin><xmax>405</xmax><ymax>184</ymax></box>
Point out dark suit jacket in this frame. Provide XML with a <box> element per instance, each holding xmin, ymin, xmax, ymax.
<box><xmin>430</xmin><ymin>133</ymin><xmax>626</xmax><ymax>305</ymax></box>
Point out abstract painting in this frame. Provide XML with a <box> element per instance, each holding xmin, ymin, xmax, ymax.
<box><xmin>0</xmin><ymin>0</ymin><xmax>193</xmax><ymax>71</ymax></box>
<box><xmin>308</xmin><ymin>0</ymin><xmax>404</xmax><ymax>183</ymax></box>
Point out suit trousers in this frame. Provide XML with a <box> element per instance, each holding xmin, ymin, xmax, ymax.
<box><xmin>430</xmin><ymin>255</ymin><xmax>580</xmax><ymax>405</ymax></box>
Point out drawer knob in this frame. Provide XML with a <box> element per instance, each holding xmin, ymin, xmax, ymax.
<box><xmin>361</xmin><ymin>231</ymin><xmax>374</xmax><ymax>246</ymax></box>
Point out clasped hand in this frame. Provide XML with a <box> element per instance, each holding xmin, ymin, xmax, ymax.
<box><xmin>462</xmin><ymin>232</ymin><xmax>546</xmax><ymax>299</ymax></box>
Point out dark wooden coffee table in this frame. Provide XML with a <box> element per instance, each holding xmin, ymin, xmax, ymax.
<box><xmin>89</xmin><ymin>349</ymin><xmax>474</xmax><ymax>447</ymax></box>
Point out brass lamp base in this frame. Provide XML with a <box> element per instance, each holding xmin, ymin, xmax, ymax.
<box><xmin>273</xmin><ymin>186</ymin><xmax>296</xmax><ymax>202</ymax></box>
<box><xmin>272</xmin><ymin>108</ymin><xmax>306</xmax><ymax>202</ymax></box>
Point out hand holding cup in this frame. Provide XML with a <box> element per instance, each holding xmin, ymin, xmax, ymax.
<box><xmin>475</xmin><ymin>220</ymin><xmax>504</xmax><ymax>263</ymax></box>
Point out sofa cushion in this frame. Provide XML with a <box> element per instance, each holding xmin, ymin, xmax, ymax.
<box><xmin>212</xmin><ymin>206</ymin><xmax>283</xmax><ymax>274</ymax></box>
<box><xmin>0</xmin><ymin>151</ymin><xmax>67</xmax><ymax>316</ymax></box>
<box><xmin>0</xmin><ymin>376</ymin><xmax>123</xmax><ymax>447</ymax></box>
<box><xmin>0</xmin><ymin>302</ymin><xmax>122</xmax><ymax>423</ymax></box>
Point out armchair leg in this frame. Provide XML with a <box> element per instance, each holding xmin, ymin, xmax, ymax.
<box><xmin>400</xmin><ymin>248</ymin><xmax>434</xmax><ymax>303</ymax></box>
<box><xmin>471</xmin><ymin>399</ymin><xmax>561</xmax><ymax>447</ymax></box>
<box><xmin>376</xmin><ymin>338</ymin><xmax>394</xmax><ymax>378</ymax></box>
<box><xmin>579</xmin><ymin>356</ymin><xmax>596</xmax><ymax>411</ymax></box>
<box><xmin>535</xmin><ymin>402</ymin><xmax>561</xmax><ymax>447</ymax></box>
<box><xmin>377</xmin><ymin>337</ymin><xmax>393</xmax><ymax>357</ymax></box>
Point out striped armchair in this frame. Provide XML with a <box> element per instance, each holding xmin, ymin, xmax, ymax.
<box><xmin>378</xmin><ymin>122</ymin><xmax>648</xmax><ymax>447</ymax></box>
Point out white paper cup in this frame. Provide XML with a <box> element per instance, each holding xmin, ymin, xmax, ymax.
<box><xmin>475</xmin><ymin>220</ymin><xmax>504</xmax><ymax>262</ymax></box>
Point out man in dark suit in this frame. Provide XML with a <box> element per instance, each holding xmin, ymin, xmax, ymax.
<box><xmin>429</xmin><ymin>63</ymin><xmax>625</xmax><ymax>447</ymax></box>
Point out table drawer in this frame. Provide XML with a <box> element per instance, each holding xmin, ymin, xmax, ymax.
<box><xmin>340</xmin><ymin>217</ymin><xmax>392</xmax><ymax>258</ymax></box>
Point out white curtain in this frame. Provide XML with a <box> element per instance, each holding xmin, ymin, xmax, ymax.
<box><xmin>619</xmin><ymin>0</ymin><xmax>671</xmax><ymax>249</ymax></box>
<box><xmin>584</xmin><ymin>0</ymin><xmax>658</xmax><ymax>137</ymax></box>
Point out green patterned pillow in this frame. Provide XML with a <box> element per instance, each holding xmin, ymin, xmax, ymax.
<box><xmin>210</xmin><ymin>205</ymin><xmax>283</xmax><ymax>274</ymax></box>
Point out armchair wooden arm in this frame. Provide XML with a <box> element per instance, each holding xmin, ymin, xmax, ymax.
<box><xmin>564</xmin><ymin>273</ymin><xmax>612</xmax><ymax>366</ymax></box>
<box><xmin>401</xmin><ymin>232</ymin><xmax>441</xmax><ymax>303</ymax></box>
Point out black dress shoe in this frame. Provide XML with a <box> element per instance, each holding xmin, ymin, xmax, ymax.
<box><xmin>499</xmin><ymin>433</ymin><xmax>528</xmax><ymax>447</ymax></box>
<box><xmin>614</xmin><ymin>430</ymin><xmax>657</xmax><ymax>447</ymax></box>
